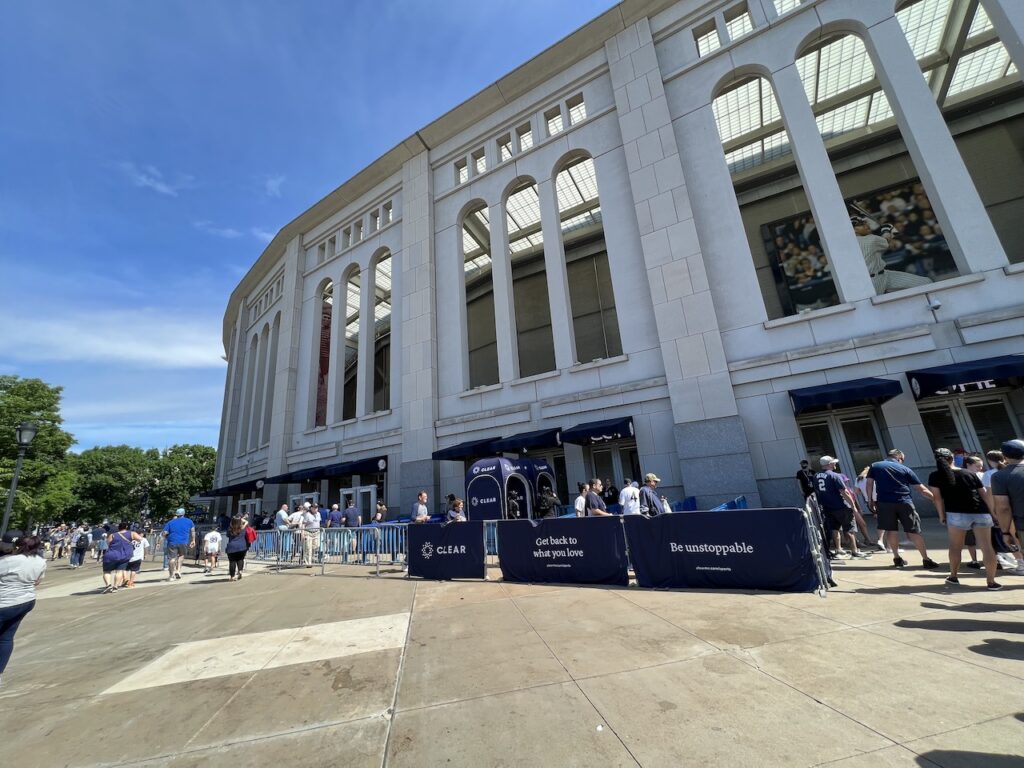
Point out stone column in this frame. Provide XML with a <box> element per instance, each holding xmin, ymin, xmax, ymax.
<box><xmin>325</xmin><ymin>269</ymin><xmax>344</xmax><ymax>424</ymax></box>
<box><xmin>863</xmin><ymin>14</ymin><xmax>1009</xmax><ymax>273</ymax></box>
<box><xmin>488</xmin><ymin>199</ymin><xmax>519</xmax><ymax>381</ymax></box>
<box><xmin>537</xmin><ymin>177</ymin><xmax>576</xmax><ymax>368</ymax></box>
<box><xmin>607</xmin><ymin>17</ymin><xmax>760</xmax><ymax>508</ymax></box>
<box><xmin>356</xmin><ymin>264</ymin><xmax>375</xmax><ymax>417</ymax></box>
<box><xmin>772</xmin><ymin>63</ymin><xmax>876</xmax><ymax>302</ymax></box>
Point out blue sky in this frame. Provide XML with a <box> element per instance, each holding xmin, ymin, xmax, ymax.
<box><xmin>0</xmin><ymin>0</ymin><xmax>615</xmax><ymax>451</ymax></box>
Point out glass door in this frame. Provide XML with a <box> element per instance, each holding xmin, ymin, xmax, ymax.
<box><xmin>340</xmin><ymin>485</ymin><xmax>377</xmax><ymax>524</ymax></box>
<box><xmin>838</xmin><ymin>415</ymin><xmax>884</xmax><ymax>475</ymax></box>
<box><xmin>798</xmin><ymin>421</ymin><xmax>836</xmax><ymax>466</ymax></box>
<box><xmin>964</xmin><ymin>398</ymin><xmax>1018</xmax><ymax>454</ymax></box>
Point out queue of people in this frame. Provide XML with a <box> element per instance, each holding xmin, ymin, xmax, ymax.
<box><xmin>805</xmin><ymin>438</ymin><xmax>1024</xmax><ymax>590</ymax></box>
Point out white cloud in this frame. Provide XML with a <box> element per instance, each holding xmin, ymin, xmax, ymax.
<box><xmin>264</xmin><ymin>174</ymin><xmax>285</xmax><ymax>198</ymax></box>
<box><xmin>250</xmin><ymin>227</ymin><xmax>275</xmax><ymax>243</ymax></box>
<box><xmin>194</xmin><ymin>220</ymin><xmax>244</xmax><ymax>238</ymax></box>
<box><xmin>118</xmin><ymin>162</ymin><xmax>195</xmax><ymax>197</ymax></box>
<box><xmin>0</xmin><ymin>307</ymin><xmax>226</xmax><ymax>369</ymax></box>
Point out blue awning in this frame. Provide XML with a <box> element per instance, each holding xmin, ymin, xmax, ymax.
<box><xmin>906</xmin><ymin>355</ymin><xmax>1024</xmax><ymax>400</ymax></box>
<box><xmin>431</xmin><ymin>437</ymin><xmax>498</xmax><ymax>462</ymax></box>
<box><xmin>789</xmin><ymin>378</ymin><xmax>903</xmax><ymax>414</ymax></box>
<box><xmin>206</xmin><ymin>477</ymin><xmax>265</xmax><ymax>496</ymax></box>
<box><xmin>490</xmin><ymin>427</ymin><xmax>562</xmax><ymax>454</ymax></box>
<box><xmin>561</xmin><ymin>416</ymin><xmax>634</xmax><ymax>445</ymax></box>
<box><xmin>265</xmin><ymin>455</ymin><xmax>388</xmax><ymax>484</ymax></box>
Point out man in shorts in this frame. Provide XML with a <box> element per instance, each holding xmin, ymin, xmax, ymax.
<box><xmin>203</xmin><ymin>528</ymin><xmax>222</xmax><ymax>573</ymax></box>
<box><xmin>866</xmin><ymin>449</ymin><xmax>938</xmax><ymax>569</ymax></box>
<box><xmin>814</xmin><ymin>456</ymin><xmax>870</xmax><ymax>560</ymax></box>
<box><xmin>992</xmin><ymin>439</ymin><xmax>1024</xmax><ymax>564</ymax></box>
<box><xmin>928</xmin><ymin>448</ymin><xmax>1000</xmax><ymax>589</ymax></box>
<box><xmin>162</xmin><ymin>508</ymin><xmax>196</xmax><ymax>581</ymax></box>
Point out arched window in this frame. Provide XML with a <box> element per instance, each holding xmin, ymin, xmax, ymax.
<box><xmin>342</xmin><ymin>269</ymin><xmax>360</xmax><ymax>421</ymax></box>
<box><xmin>238</xmin><ymin>333</ymin><xmax>258</xmax><ymax>452</ymax></box>
<box><xmin>712</xmin><ymin>76</ymin><xmax>840</xmax><ymax>317</ymax></box>
<box><xmin>556</xmin><ymin>156</ymin><xmax>621</xmax><ymax>363</ymax></box>
<box><xmin>796</xmin><ymin>32</ymin><xmax>960</xmax><ymax>289</ymax></box>
<box><xmin>261</xmin><ymin>312</ymin><xmax>280</xmax><ymax>444</ymax></box>
<box><xmin>506</xmin><ymin>178</ymin><xmax>555</xmax><ymax>377</ymax></box>
<box><xmin>372</xmin><ymin>253</ymin><xmax>392</xmax><ymax>411</ymax></box>
<box><xmin>462</xmin><ymin>202</ymin><xmax>499</xmax><ymax>387</ymax></box>
<box><xmin>314</xmin><ymin>281</ymin><xmax>333</xmax><ymax>427</ymax></box>
<box><xmin>250</xmin><ymin>323</ymin><xmax>270</xmax><ymax>450</ymax></box>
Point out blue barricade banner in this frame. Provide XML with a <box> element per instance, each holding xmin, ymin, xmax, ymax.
<box><xmin>497</xmin><ymin>517</ymin><xmax>629</xmax><ymax>587</ymax></box>
<box><xmin>408</xmin><ymin>521</ymin><xmax>485</xmax><ymax>580</ymax></box>
<box><xmin>623</xmin><ymin>508</ymin><xmax>820</xmax><ymax>592</ymax></box>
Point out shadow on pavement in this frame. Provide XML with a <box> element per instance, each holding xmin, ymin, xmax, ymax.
<box><xmin>917</xmin><ymin>749</ymin><xmax>1024</xmax><ymax>767</ymax></box>
<box><xmin>920</xmin><ymin>601</ymin><xmax>1024</xmax><ymax>613</ymax></box>
<box><xmin>894</xmin><ymin>617</ymin><xmax>1024</xmax><ymax>634</ymax></box>
<box><xmin>966</xmin><ymin>639</ymin><xmax>1024</xmax><ymax>662</ymax></box>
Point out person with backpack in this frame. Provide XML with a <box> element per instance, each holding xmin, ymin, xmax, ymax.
<box><xmin>225</xmin><ymin>516</ymin><xmax>252</xmax><ymax>581</ymax></box>
<box><xmin>101</xmin><ymin>522</ymin><xmax>144</xmax><ymax>593</ymax></box>
<box><xmin>70</xmin><ymin>526</ymin><xmax>91</xmax><ymax>569</ymax></box>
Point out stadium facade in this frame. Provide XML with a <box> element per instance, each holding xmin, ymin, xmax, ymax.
<box><xmin>212</xmin><ymin>0</ymin><xmax>1024</xmax><ymax>517</ymax></box>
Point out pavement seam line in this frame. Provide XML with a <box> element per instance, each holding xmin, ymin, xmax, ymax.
<box><xmin>506</xmin><ymin>591</ymin><xmax>643</xmax><ymax>768</ymax></box>
<box><xmin>380</xmin><ymin>579</ymin><xmax>417</xmax><ymax>768</ymax></box>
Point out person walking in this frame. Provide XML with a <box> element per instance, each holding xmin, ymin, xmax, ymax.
<box><xmin>796</xmin><ymin>460</ymin><xmax>815</xmax><ymax>500</ymax></box>
<box><xmin>102</xmin><ymin>523</ymin><xmax>142</xmax><ymax>593</ymax></box>
<box><xmin>865</xmin><ymin>449</ymin><xmax>939</xmax><ymax>569</ymax></box>
<box><xmin>300</xmin><ymin>503</ymin><xmax>321</xmax><ymax>568</ymax></box>
<box><xmin>203</xmin><ymin>528</ymin><xmax>222</xmax><ymax>574</ymax></box>
<box><xmin>0</xmin><ymin>536</ymin><xmax>46</xmax><ymax>687</ymax></box>
<box><xmin>125</xmin><ymin>530</ymin><xmax>150</xmax><ymax>588</ymax></box>
<box><xmin>574</xmin><ymin>483</ymin><xmax>589</xmax><ymax>517</ymax></box>
<box><xmin>94</xmin><ymin>524</ymin><xmax>109</xmax><ymax>562</ymax></box>
<box><xmin>619</xmin><ymin>481</ymin><xmax>641</xmax><ymax>515</ymax></box>
<box><xmin>69</xmin><ymin>525</ymin><xmax>91</xmax><ymax>569</ymax></box>
<box><xmin>225</xmin><ymin>516</ymin><xmax>250</xmax><ymax>581</ymax></box>
<box><xmin>639</xmin><ymin>473</ymin><xmax>666</xmax><ymax>516</ymax></box>
<box><xmin>928</xmin><ymin>448</ymin><xmax>999</xmax><ymax>590</ymax></box>
<box><xmin>814</xmin><ymin>456</ymin><xmax>870</xmax><ymax>560</ymax></box>
<box><xmin>992</xmin><ymin>439</ymin><xmax>1024</xmax><ymax>563</ymax></box>
<box><xmin>161</xmin><ymin>508</ymin><xmax>196</xmax><ymax>582</ymax></box>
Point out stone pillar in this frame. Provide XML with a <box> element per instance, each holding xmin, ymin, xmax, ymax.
<box><xmin>325</xmin><ymin>270</ymin><xmax>344</xmax><ymax>424</ymax></box>
<box><xmin>488</xmin><ymin>200</ymin><xmax>519</xmax><ymax>381</ymax></box>
<box><xmin>356</xmin><ymin>264</ymin><xmax>375</xmax><ymax>417</ymax></box>
<box><xmin>772</xmin><ymin>64</ymin><xmax>876</xmax><ymax>302</ymax></box>
<box><xmin>215</xmin><ymin>304</ymin><xmax>246</xmax><ymax>486</ymax></box>
<box><xmin>607</xmin><ymin>17</ymin><xmax>760</xmax><ymax>508</ymax></box>
<box><xmin>981</xmin><ymin>0</ymin><xmax>1024</xmax><ymax>77</ymax></box>
<box><xmin>399</xmin><ymin>146</ymin><xmax>440</xmax><ymax>506</ymax></box>
<box><xmin>863</xmin><ymin>14</ymin><xmax>1009</xmax><ymax>273</ymax></box>
<box><xmin>537</xmin><ymin>177</ymin><xmax>576</xmax><ymax>368</ymax></box>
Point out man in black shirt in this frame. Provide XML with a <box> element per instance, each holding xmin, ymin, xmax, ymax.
<box><xmin>796</xmin><ymin>460</ymin><xmax>815</xmax><ymax>499</ymax></box>
<box><xmin>586</xmin><ymin>479</ymin><xmax>612</xmax><ymax>517</ymax></box>
<box><xmin>927</xmin><ymin>448</ymin><xmax>999</xmax><ymax>590</ymax></box>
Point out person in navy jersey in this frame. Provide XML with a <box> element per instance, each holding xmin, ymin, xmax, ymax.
<box><xmin>866</xmin><ymin>449</ymin><xmax>938</xmax><ymax>570</ymax></box>
<box><xmin>327</xmin><ymin>504</ymin><xmax>344</xmax><ymax>528</ymax></box>
<box><xmin>814</xmin><ymin>456</ymin><xmax>870</xmax><ymax>560</ymax></box>
<box><xmin>585</xmin><ymin>478</ymin><xmax>612</xmax><ymax>517</ymax></box>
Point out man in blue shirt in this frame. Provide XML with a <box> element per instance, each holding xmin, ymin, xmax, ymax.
<box><xmin>866</xmin><ymin>449</ymin><xmax>938</xmax><ymax>569</ymax></box>
<box><xmin>327</xmin><ymin>504</ymin><xmax>345</xmax><ymax>528</ymax></box>
<box><xmin>814</xmin><ymin>456</ymin><xmax>869</xmax><ymax>560</ymax></box>
<box><xmin>161</xmin><ymin>508</ymin><xmax>196</xmax><ymax>581</ymax></box>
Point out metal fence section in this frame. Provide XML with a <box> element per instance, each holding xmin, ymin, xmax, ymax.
<box><xmin>802</xmin><ymin>496</ymin><xmax>833</xmax><ymax>598</ymax></box>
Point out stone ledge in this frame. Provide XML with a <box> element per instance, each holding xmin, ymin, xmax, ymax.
<box><xmin>730</xmin><ymin>324</ymin><xmax>931</xmax><ymax>372</ymax></box>
<box><xmin>955</xmin><ymin>303</ymin><xmax>1024</xmax><ymax>329</ymax></box>
<box><xmin>869</xmin><ymin>273</ymin><xmax>985</xmax><ymax>304</ymax></box>
<box><xmin>435</xmin><ymin>402</ymin><xmax>530</xmax><ymax>429</ymax></box>
<box><xmin>762</xmin><ymin>302</ymin><xmax>855</xmax><ymax>331</ymax></box>
<box><xmin>539</xmin><ymin>376</ymin><xmax>667</xmax><ymax>407</ymax></box>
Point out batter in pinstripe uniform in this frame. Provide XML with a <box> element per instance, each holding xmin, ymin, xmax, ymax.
<box><xmin>851</xmin><ymin>216</ymin><xmax>931</xmax><ymax>294</ymax></box>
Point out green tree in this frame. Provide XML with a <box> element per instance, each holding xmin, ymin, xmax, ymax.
<box><xmin>73</xmin><ymin>445</ymin><xmax>155</xmax><ymax>523</ymax></box>
<box><xmin>0</xmin><ymin>376</ymin><xmax>76</xmax><ymax>529</ymax></box>
<box><xmin>149</xmin><ymin>444</ymin><xmax>217</xmax><ymax>518</ymax></box>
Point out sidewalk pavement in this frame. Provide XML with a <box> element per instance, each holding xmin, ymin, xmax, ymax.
<box><xmin>2</xmin><ymin>517</ymin><xmax>1023</xmax><ymax>767</ymax></box>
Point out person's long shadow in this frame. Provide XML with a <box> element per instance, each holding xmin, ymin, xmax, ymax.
<box><xmin>968</xmin><ymin>639</ymin><xmax>1024</xmax><ymax>662</ymax></box>
<box><xmin>894</xmin><ymin>617</ymin><xmax>1024</xmax><ymax>662</ymax></box>
<box><xmin>917</xmin><ymin>749</ymin><xmax>1024</xmax><ymax>767</ymax></box>
<box><xmin>920</xmin><ymin>601</ymin><xmax>1024</xmax><ymax>613</ymax></box>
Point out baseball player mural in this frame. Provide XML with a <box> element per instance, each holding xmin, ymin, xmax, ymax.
<box><xmin>849</xmin><ymin>204</ymin><xmax>932</xmax><ymax>294</ymax></box>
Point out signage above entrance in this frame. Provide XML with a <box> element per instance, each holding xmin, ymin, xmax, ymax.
<box><xmin>906</xmin><ymin>355</ymin><xmax>1024</xmax><ymax>401</ymax></box>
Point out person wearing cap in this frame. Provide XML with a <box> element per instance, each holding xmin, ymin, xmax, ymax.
<box><xmin>928</xmin><ymin>448</ymin><xmax>1000</xmax><ymax>590</ymax></box>
<box><xmin>619</xmin><ymin>480</ymin><xmax>641</xmax><ymax>515</ymax></box>
<box><xmin>851</xmin><ymin>215</ymin><xmax>930</xmax><ymax>294</ymax></box>
<box><xmin>814</xmin><ymin>456</ymin><xmax>870</xmax><ymax>560</ymax></box>
<box><xmin>796</xmin><ymin>460</ymin><xmax>815</xmax><ymax>500</ymax></box>
<box><xmin>992</xmin><ymin>439</ymin><xmax>1024</xmax><ymax>565</ymax></box>
<box><xmin>866</xmin><ymin>449</ymin><xmax>938</xmax><ymax>570</ymax></box>
<box><xmin>299</xmin><ymin>501</ymin><xmax>321</xmax><ymax>568</ymax></box>
<box><xmin>639</xmin><ymin>473</ymin><xmax>665</xmax><ymax>516</ymax></box>
<box><xmin>161</xmin><ymin>508</ymin><xmax>195</xmax><ymax>582</ymax></box>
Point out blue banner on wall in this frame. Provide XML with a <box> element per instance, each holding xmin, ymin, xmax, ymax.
<box><xmin>408</xmin><ymin>521</ymin><xmax>486</xmax><ymax>580</ymax></box>
<box><xmin>497</xmin><ymin>517</ymin><xmax>629</xmax><ymax>587</ymax></box>
<box><xmin>623</xmin><ymin>509</ymin><xmax>821</xmax><ymax>592</ymax></box>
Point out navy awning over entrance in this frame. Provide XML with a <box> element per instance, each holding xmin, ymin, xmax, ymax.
<box><xmin>561</xmin><ymin>416</ymin><xmax>634</xmax><ymax>445</ymax></box>
<box><xmin>431</xmin><ymin>438</ymin><xmax>498</xmax><ymax>462</ymax></box>
<box><xmin>789</xmin><ymin>377</ymin><xmax>903</xmax><ymax>414</ymax></box>
<box><xmin>490</xmin><ymin>427</ymin><xmax>562</xmax><ymax>454</ymax></box>
<box><xmin>206</xmin><ymin>478</ymin><xmax>265</xmax><ymax>496</ymax></box>
<box><xmin>265</xmin><ymin>455</ymin><xmax>388</xmax><ymax>484</ymax></box>
<box><xmin>906</xmin><ymin>355</ymin><xmax>1024</xmax><ymax>400</ymax></box>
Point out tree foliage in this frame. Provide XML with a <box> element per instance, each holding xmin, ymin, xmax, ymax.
<box><xmin>149</xmin><ymin>444</ymin><xmax>217</xmax><ymax>519</ymax></box>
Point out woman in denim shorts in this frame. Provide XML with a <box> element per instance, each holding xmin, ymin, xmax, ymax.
<box><xmin>928</xmin><ymin>448</ymin><xmax>1001</xmax><ymax>590</ymax></box>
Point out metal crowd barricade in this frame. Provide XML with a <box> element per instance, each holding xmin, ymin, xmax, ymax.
<box><xmin>319</xmin><ymin>526</ymin><xmax>386</xmax><ymax>576</ymax></box>
<box><xmin>802</xmin><ymin>496</ymin><xmax>832</xmax><ymax>598</ymax></box>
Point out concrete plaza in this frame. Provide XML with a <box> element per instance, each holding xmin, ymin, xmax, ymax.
<box><xmin>3</xmin><ymin>522</ymin><xmax>1024</xmax><ymax>767</ymax></box>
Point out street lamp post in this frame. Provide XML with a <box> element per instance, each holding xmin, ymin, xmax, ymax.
<box><xmin>1</xmin><ymin>421</ymin><xmax>38</xmax><ymax>539</ymax></box>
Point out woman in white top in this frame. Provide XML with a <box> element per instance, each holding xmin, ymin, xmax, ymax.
<box><xmin>0</xmin><ymin>536</ymin><xmax>47</xmax><ymax>686</ymax></box>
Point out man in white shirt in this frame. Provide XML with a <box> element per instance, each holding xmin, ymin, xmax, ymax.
<box><xmin>619</xmin><ymin>481</ymin><xmax>641</xmax><ymax>515</ymax></box>
<box><xmin>203</xmin><ymin>529</ymin><xmax>222</xmax><ymax>573</ymax></box>
<box><xmin>411</xmin><ymin>491</ymin><xmax>429</xmax><ymax>524</ymax></box>
<box><xmin>574</xmin><ymin>483</ymin><xmax>589</xmax><ymax>517</ymax></box>
<box><xmin>300</xmin><ymin>504</ymin><xmax>321</xmax><ymax>568</ymax></box>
